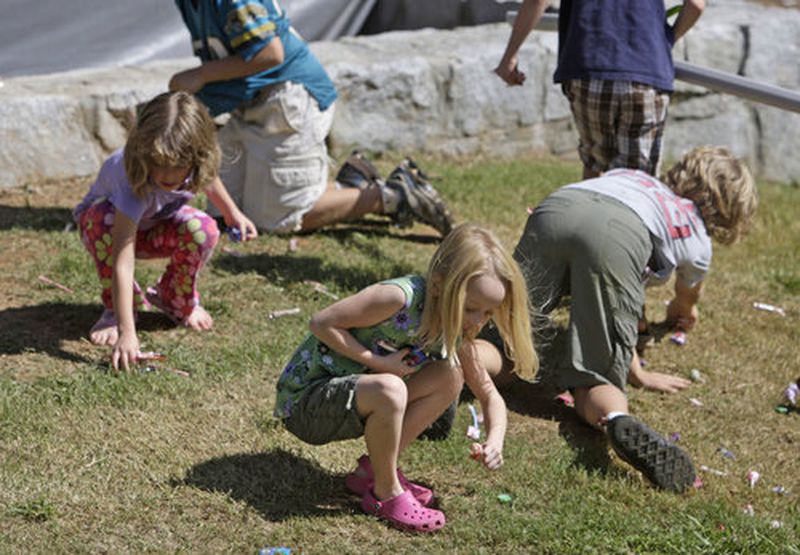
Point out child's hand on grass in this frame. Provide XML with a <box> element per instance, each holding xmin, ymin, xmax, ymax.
<box><xmin>112</xmin><ymin>332</ymin><xmax>140</xmax><ymax>372</ymax></box>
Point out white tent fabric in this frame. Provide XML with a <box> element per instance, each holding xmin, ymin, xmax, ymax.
<box><xmin>0</xmin><ymin>0</ymin><xmax>513</xmax><ymax>78</ymax></box>
<box><xmin>0</xmin><ymin>0</ymin><xmax>377</xmax><ymax>78</ymax></box>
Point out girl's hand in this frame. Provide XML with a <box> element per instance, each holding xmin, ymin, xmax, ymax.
<box><xmin>470</xmin><ymin>441</ymin><xmax>504</xmax><ymax>470</ymax></box>
<box><xmin>112</xmin><ymin>332</ymin><xmax>140</xmax><ymax>372</ymax></box>
<box><xmin>224</xmin><ymin>210</ymin><xmax>258</xmax><ymax>242</ymax></box>
<box><xmin>480</xmin><ymin>439</ymin><xmax>504</xmax><ymax>470</ymax></box>
<box><xmin>374</xmin><ymin>349</ymin><xmax>417</xmax><ymax>378</ymax></box>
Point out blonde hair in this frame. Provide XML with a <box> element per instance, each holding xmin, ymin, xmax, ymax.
<box><xmin>417</xmin><ymin>224</ymin><xmax>538</xmax><ymax>380</ymax></box>
<box><xmin>124</xmin><ymin>91</ymin><xmax>220</xmax><ymax>197</ymax></box>
<box><xmin>663</xmin><ymin>146</ymin><xmax>758</xmax><ymax>245</ymax></box>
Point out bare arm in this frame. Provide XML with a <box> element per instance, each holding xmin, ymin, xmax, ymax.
<box><xmin>205</xmin><ymin>177</ymin><xmax>258</xmax><ymax>240</ymax></box>
<box><xmin>672</xmin><ymin>0</ymin><xmax>706</xmax><ymax>42</ymax></box>
<box><xmin>110</xmin><ymin>212</ymin><xmax>140</xmax><ymax>371</ymax></box>
<box><xmin>494</xmin><ymin>0</ymin><xmax>551</xmax><ymax>86</ymax></box>
<box><xmin>460</xmin><ymin>341</ymin><xmax>507</xmax><ymax>470</ymax></box>
<box><xmin>169</xmin><ymin>37</ymin><xmax>285</xmax><ymax>94</ymax></box>
<box><xmin>308</xmin><ymin>284</ymin><xmax>417</xmax><ymax>376</ymax></box>
<box><xmin>666</xmin><ymin>279</ymin><xmax>704</xmax><ymax>331</ymax></box>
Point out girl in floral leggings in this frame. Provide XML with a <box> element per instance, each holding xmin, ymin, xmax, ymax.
<box><xmin>74</xmin><ymin>91</ymin><xmax>256</xmax><ymax>370</ymax></box>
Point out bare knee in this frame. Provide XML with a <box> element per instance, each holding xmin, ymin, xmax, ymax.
<box><xmin>356</xmin><ymin>374</ymin><xmax>408</xmax><ymax>417</ymax></box>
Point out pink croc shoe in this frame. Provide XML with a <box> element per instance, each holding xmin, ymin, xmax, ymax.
<box><xmin>362</xmin><ymin>489</ymin><xmax>445</xmax><ymax>533</ymax></box>
<box><xmin>345</xmin><ymin>455</ymin><xmax>434</xmax><ymax>506</ymax></box>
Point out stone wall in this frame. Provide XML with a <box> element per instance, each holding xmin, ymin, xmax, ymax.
<box><xmin>1</xmin><ymin>3</ymin><xmax>798</xmax><ymax>189</ymax></box>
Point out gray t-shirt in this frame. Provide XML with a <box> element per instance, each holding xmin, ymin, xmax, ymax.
<box><xmin>566</xmin><ymin>169</ymin><xmax>711</xmax><ymax>287</ymax></box>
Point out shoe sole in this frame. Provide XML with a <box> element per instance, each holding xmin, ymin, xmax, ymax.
<box><xmin>608</xmin><ymin>415</ymin><xmax>695</xmax><ymax>493</ymax></box>
<box><xmin>387</xmin><ymin>163</ymin><xmax>453</xmax><ymax>236</ymax></box>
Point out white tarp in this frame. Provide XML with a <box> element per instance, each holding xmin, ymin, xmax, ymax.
<box><xmin>0</xmin><ymin>0</ymin><xmax>377</xmax><ymax>78</ymax></box>
<box><xmin>0</xmin><ymin>0</ymin><xmax>515</xmax><ymax>78</ymax></box>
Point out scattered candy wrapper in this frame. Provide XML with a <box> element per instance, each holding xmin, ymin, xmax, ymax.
<box><xmin>303</xmin><ymin>280</ymin><xmax>339</xmax><ymax>300</ymax></box>
<box><xmin>269</xmin><ymin>307</ymin><xmax>301</xmax><ymax>319</ymax></box>
<box><xmin>259</xmin><ymin>548</ymin><xmax>291</xmax><ymax>555</ymax></box>
<box><xmin>288</xmin><ymin>238</ymin><xmax>299</xmax><ymax>252</ymax></box>
<box><xmin>555</xmin><ymin>392</ymin><xmax>575</xmax><ymax>408</ymax></box>
<box><xmin>497</xmin><ymin>493</ymin><xmax>513</xmax><ymax>504</ymax></box>
<box><xmin>746</xmin><ymin>470</ymin><xmax>760</xmax><ymax>488</ymax></box>
<box><xmin>772</xmin><ymin>485</ymin><xmax>787</xmax><ymax>495</ymax></box>
<box><xmin>785</xmin><ymin>382</ymin><xmax>799</xmax><ymax>406</ymax></box>
<box><xmin>717</xmin><ymin>447</ymin><xmax>736</xmax><ymax>460</ymax></box>
<box><xmin>670</xmin><ymin>331</ymin><xmax>686</xmax><ymax>346</ymax></box>
<box><xmin>743</xmin><ymin>504</ymin><xmax>755</xmax><ymax>517</ymax></box>
<box><xmin>466</xmin><ymin>404</ymin><xmax>481</xmax><ymax>441</ymax></box>
<box><xmin>526</xmin><ymin>206</ymin><xmax>534</xmax><ymax>215</ymax></box>
<box><xmin>225</xmin><ymin>227</ymin><xmax>242</xmax><ymax>243</ymax></box>
<box><xmin>689</xmin><ymin>398</ymin><xmax>703</xmax><ymax>407</ymax></box>
<box><xmin>37</xmin><ymin>274</ymin><xmax>75</xmax><ymax>294</ymax></box>
<box><xmin>669</xmin><ymin>432</ymin><xmax>681</xmax><ymax>443</ymax></box>
<box><xmin>699</xmin><ymin>465</ymin><xmax>728</xmax><ymax>476</ymax></box>
<box><xmin>752</xmin><ymin>302</ymin><xmax>786</xmax><ymax>317</ymax></box>
<box><xmin>136</xmin><ymin>351</ymin><xmax>166</xmax><ymax>362</ymax></box>
<box><xmin>774</xmin><ymin>405</ymin><xmax>791</xmax><ymax>414</ymax></box>
<box><xmin>469</xmin><ymin>442</ymin><xmax>483</xmax><ymax>461</ymax></box>
<box><xmin>692</xmin><ymin>476</ymin><xmax>704</xmax><ymax>489</ymax></box>
<box><xmin>689</xmin><ymin>368</ymin><xmax>704</xmax><ymax>382</ymax></box>
<box><xmin>770</xmin><ymin>520</ymin><xmax>783</xmax><ymax>529</ymax></box>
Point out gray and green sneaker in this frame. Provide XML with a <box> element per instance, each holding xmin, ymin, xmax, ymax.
<box><xmin>607</xmin><ymin>415</ymin><xmax>696</xmax><ymax>493</ymax></box>
<box><xmin>385</xmin><ymin>158</ymin><xmax>454</xmax><ymax>237</ymax></box>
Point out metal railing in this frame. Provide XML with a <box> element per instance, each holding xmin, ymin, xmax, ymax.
<box><xmin>509</xmin><ymin>12</ymin><xmax>800</xmax><ymax>114</ymax></box>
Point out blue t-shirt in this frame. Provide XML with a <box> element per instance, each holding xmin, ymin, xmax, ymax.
<box><xmin>553</xmin><ymin>0</ymin><xmax>676</xmax><ymax>92</ymax></box>
<box><xmin>174</xmin><ymin>0</ymin><xmax>337</xmax><ymax>116</ymax></box>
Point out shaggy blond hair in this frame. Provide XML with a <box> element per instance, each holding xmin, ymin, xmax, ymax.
<box><xmin>663</xmin><ymin>146</ymin><xmax>758</xmax><ymax>245</ymax></box>
<box><xmin>124</xmin><ymin>91</ymin><xmax>220</xmax><ymax>197</ymax></box>
<box><xmin>417</xmin><ymin>224</ymin><xmax>538</xmax><ymax>380</ymax></box>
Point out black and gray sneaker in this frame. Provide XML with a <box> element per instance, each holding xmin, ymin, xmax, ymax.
<box><xmin>607</xmin><ymin>415</ymin><xmax>695</xmax><ymax>493</ymax></box>
<box><xmin>385</xmin><ymin>158</ymin><xmax>454</xmax><ymax>237</ymax></box>
<box><xmin>335</xmin><ymin>150</ymin><xmax>382</xmax><ymax>190</ymax></box>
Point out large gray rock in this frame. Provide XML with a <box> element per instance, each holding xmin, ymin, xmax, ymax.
<box><xmin>0</xmin><ymin>3</ymin><xmax>798</xmax><ymax>189</ymax></box>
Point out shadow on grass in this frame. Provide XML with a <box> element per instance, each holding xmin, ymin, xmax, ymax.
<box><xmin>0</xmin><ymin>205</ymin><xmax>73</xmax><ymax>232</ymax></box>
<box><xmin>498</xmin><ymin>325</ymin><xmax>613</xmax><ymax>475</ymax></box>
<box><xmin>0</xmin><ymin>302</ymin><xmax>174</xmax><ymax>363</ymax></box>
<box><xmin>178</xmin><ymin>449</ymin><xmax>353</xmax><ymax>521</ymax></box>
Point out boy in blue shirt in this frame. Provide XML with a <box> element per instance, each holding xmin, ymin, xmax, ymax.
<box><xmin>494</xmin><ymin>0</ymin><xmax>705</xmax><ymax>179</ymax></box>
<box><xmin>171</xmin><ymin>0</ymin><xmax>452</xmax><ymax>235</ymax></box>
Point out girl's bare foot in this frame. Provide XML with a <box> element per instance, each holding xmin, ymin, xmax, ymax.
<box><xmin>90</xmin><ymin>309</ymin><xmax>119</xmax><ymax>345</ymax></box>
<box><xmin>185</xmin><ymin>305</ymin><xmax>213</xmax><ymax>331</ymax></box>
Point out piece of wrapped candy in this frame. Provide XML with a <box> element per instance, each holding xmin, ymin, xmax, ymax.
<box><xmin>670</xmin><ymin>331</ymin><xmax>686</xmax><ymax>346</ymax></box>
<box><xmin>469</xmin><ymin>442</ymin><xmax>483</xmax><ymax>461</ymax></box>
<box><xmin>746</xmin><ymin>470</ymin><xmax>760</xmax><ymax>488</ymax></box>
<box><xmin>785</xmin><ymin>382</ymin><xmax>799</xmax><ymax>406</ymax></box>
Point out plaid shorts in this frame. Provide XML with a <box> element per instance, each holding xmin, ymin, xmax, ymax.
<box><xmin>562</xmin><ymin>79</ymin><xmax>670</xmax><ymax>176</ymax></box>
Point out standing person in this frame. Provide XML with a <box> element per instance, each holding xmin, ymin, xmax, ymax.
<box><xmin>74</xmin><ymin>91</ymin><xmax>257</xmax><ymax>370</ymax></box>
<box><xmin>494</xmin><ymin>0</ymin><xmax>706</xmax><ymax>179</ymax></box>
<box><xmin>170</xmin><ymin>0</ymin><xmax>453</xmax><ymax>236</ymax></box>
<box><xmin>274</xmin><ymin>224</ymin><xmax>537</xmax><ymax>532</ymax></box>
<box><xmin>510</xmin><ymin>146</ymin><xmax>757</xmax><ymax>492</ymax></box>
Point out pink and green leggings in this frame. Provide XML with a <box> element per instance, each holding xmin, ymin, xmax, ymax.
<box><xmin>78</xmin><ymin>200</ymin><xmax>219</xmax><ymax>323</ymax></box>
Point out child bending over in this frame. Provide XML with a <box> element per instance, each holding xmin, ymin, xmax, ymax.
<box><xmin>74</xmin><ymin>91</ymin><xmax>257</xmax><ymax>370</ymax></box>
<box><xmin>511</xmin><ymin>146</ymin><xmax>757</xmax><ymax>492</ymax></box>
<box><xmin>274</xmin><ymin>224</ymin><xmax>537</xmax><ymax>532</ymax></box>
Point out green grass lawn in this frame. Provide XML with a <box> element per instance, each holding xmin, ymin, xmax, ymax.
<box><xmin>1</xmin><ymin>154</ymin><xmax>798</xmax><ymax>553</ymax></box>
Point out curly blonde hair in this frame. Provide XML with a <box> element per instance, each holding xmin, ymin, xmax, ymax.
<box><xmin>663</xmin><ymin>146</ymin><xmax>758</xmax><ymax>245</ymax></box>
<box><xmin>124</xmin><ymin>91</ymin><xmax>220</xmax><ymax>197</ymax></box>
<box><xmin>417</xmin><ymin>224</ymin><xmax>538</xmax><ymax>380</ymax></box>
